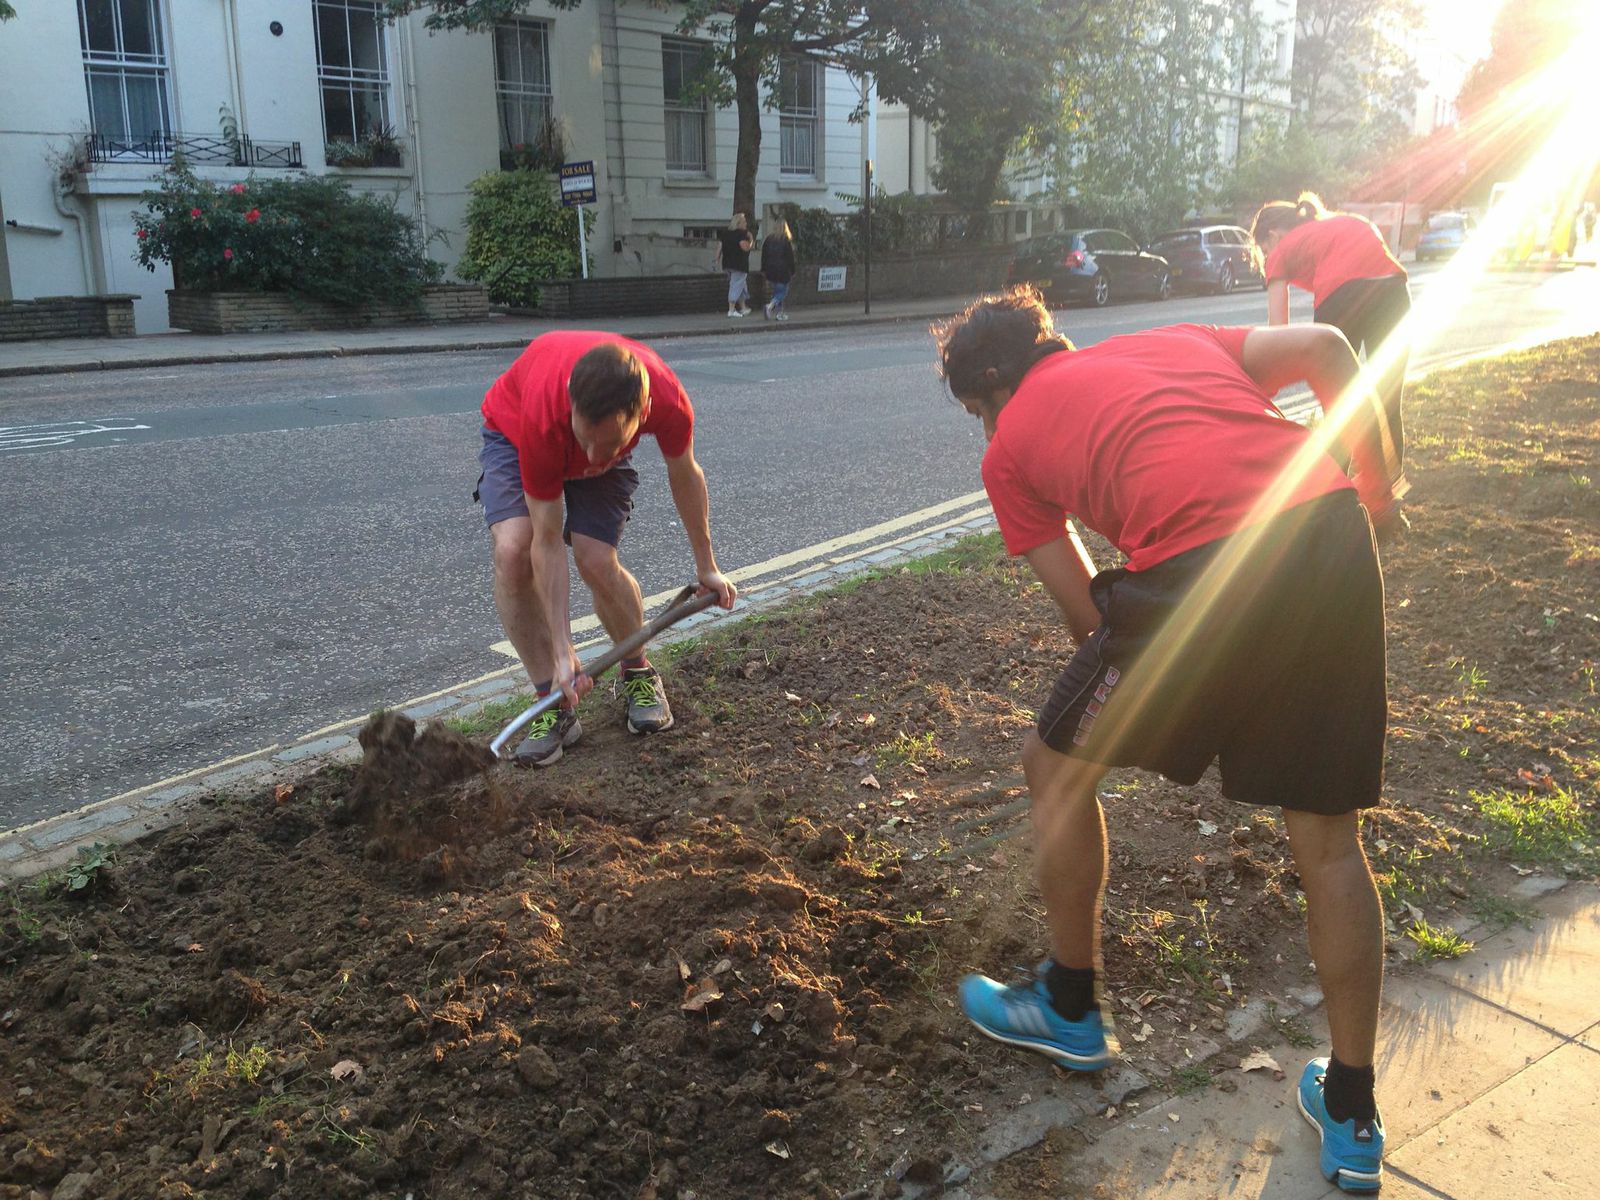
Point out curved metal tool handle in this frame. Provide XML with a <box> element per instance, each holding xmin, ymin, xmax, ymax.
<box><xmin>490</xmin><ymin>585</ymin><xmax>719</xmax><ymax>759</ymax></box>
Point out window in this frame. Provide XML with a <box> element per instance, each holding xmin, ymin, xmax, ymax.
<box><xmin>78</xmin><ymin>0</ymin><xmax>172</xmax><ymax>144</ymax></box>
<box><xmin>494</xmin><ymin>20</ymin><xmax>552</xmax><ymax>159</ymax></box>
<box><xmin>315</xmin><ymin>0</ymin><xmax>391</xmax><ymax>144</ymax></box>
<box><xmin>779</xmin><ymin>57</ymin><xmax>820</xmax><ymax>178</ymax></box>
<box><xmin>662</xmin><ymin>38</ymin><xmax>710</xmax><ymax>174</ymax></box>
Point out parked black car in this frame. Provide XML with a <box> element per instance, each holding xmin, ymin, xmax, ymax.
<box><xmin>1006</xmin><ymin>228</ymin><xmax>1172</xmax><ymax>307</ymax></box>
<box><xmin>1145</xmin><ymin>225</ymin><xmax>1264</xmax><ymax>294</ymax></box>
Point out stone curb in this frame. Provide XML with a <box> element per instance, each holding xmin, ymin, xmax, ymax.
<box><xmin>0</xmin><ymin>307</ymin><xmax>952</xmax><ymax>379</ymax></box>
<box><xmin>0</xmin><ymin>513</ymin><xmax>998</xmax><ymax>884</ymax></box>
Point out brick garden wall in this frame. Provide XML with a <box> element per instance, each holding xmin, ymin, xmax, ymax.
<box><xmin>0</xmin><ymin>295</ymin><xmax>137</xmax><ymax>341</ymax></box>
<box><xmin>166</xmin><ymin>284</ymin><xmax>490</xmax><ymax>334</ymax></box>
<box><xmin>525</xmin><ymin>248</ymin><xmax>1014</xmax><ymax>318</ymax></box>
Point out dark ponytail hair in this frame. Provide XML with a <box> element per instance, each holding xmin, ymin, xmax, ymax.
<box><xmin>1250</xmin><ymin>190</ymin><xmax>1328</xmax><ymax>247</ymax></box>
<box><xmin>932</xmin><ymin>285</ymin><xmax>1074</xmax><ymax>399</ymax></box>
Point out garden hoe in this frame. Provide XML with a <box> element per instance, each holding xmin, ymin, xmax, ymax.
<box><xmin>489</xmin><ymin>584</ymin><xmax>718</xmax><ymax>760</ymax></box>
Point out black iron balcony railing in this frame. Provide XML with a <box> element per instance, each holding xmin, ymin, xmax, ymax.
<box><xmin>87</xmin><ymin>132</ymin><xmax>304</xmax><ymax>169</ymax></box>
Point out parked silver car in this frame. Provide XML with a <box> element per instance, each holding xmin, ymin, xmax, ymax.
<box><xmin>1145</xmin><ymin>225</ymin><xmax>1264</xmax><ymax>294</ymax></box>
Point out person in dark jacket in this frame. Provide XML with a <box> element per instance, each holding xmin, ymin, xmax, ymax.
<box><xmin>760</xmin><ymin>218</ymin><xmax>797</xmax><ymax>321</ymax></box>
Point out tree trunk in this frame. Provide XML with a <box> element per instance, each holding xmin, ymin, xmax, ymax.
<box><xmin>731</xmin><ymin>14</ymin><xmax>763</xmax><ymax>226</ymax></box>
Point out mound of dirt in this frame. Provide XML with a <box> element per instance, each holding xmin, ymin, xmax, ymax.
<box><xmin>334</xmin><ymin>711</ymin><xmax>502</xmax><ymax>879</ymax></box>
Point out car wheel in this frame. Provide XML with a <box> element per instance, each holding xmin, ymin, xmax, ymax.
<box><xmin>1156</xmin><ymin>272</ymin><xmax>1172</xmax><ymax>301</ymax></box>
<box><xmin>1217</xmin><ymin>263</ymin><xmax>1235</xmax><ymax>295</ymax></box>
<box><xmin>1091</xmin><ymin>273</ymin><xmax>1110</xmax><ymax>307</ymax></box>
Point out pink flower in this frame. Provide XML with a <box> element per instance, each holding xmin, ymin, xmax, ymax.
<box><xmin>245</xmin><ymin>208</ymin><xmax>261</xmax><ymax>224</ymax></box>
<box><xmin>190</xmin><ymin>207</ymin><xmax>202</xmax><ymax>218</ymax></box>
<box><xmin>223</xmin><ymin>247</ymin><xmax>234</xmax><ymax>261</ymax></box>
<box><xmin>136</xmin><ymin>228</ymin><xmax>147</xmax><ymax>240</ymax></box>
<box><xmin>229</xmin><ymin>183</ymin><xmax>247</xmax><ymax>194</ymax></box>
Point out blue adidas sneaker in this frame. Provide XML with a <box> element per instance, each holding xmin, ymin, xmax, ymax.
<box><xmin>957</xmin><ymin>967</ymin><xmax>1111</xmax><ymax>1071</ymax></box>
<box><xmin>1297</xmin><ymin>1057</ymin><xmax>1384</xmax><ymax>1193</ymax></box>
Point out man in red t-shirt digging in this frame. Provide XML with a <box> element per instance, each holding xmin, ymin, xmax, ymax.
<box><xmin>477</xmin><ymin>331</ymin><xmax>736</xmax><ymax>765</ymax></box>
<box><xmin>934</xmin><ymin>288</ymin><xmax>1402</xmax><ymax>1193</ymax></box>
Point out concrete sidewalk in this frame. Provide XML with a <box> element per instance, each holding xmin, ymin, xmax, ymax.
<box><xmin>939</xmin><ymin>878</ymin><xmax>1599</xmax><ymax>1199</ymax></box>
<box><xmin>0</xmin><ymin>291</ymin><xmax>974</xmax><ymax>378</ymax></box>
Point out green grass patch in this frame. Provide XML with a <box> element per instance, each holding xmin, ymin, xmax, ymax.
<box><xmin>875</xmin><ymin>730</ymin><xmax>937</xmax><ymax>770</ymax></box>
<box><xmin>445</xmin><ymin>692</ymin><xmax>535</xmax><ymax>737</ymax></box>
<box><xmin>1406</xmin><ymin>919</ymin><xmax>1473</xmax><ymax>963</ymax></box>
<box><xmin>1174</xmin><ymin>1065</ymin><xmax>1213</xmax><ymax>1095</ymax></box>
<box><xmin>900</xmin><ymin>531</ymin><xmax>1006</xmax><ymax>576</ymax></box>
<box><xmin>1468</xmin><ymin>784</ymin><xmax>1594</xmax><ymax>863</ymax></box>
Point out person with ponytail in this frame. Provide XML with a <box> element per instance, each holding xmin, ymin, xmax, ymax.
<box><xmin>1251</xmin><ymin>193</ymin><xmax>1411</xmax><ymax>502</ymax></box>
<box><xmin>934</xmin><ymin>285</ymin><xmax>1395</xmax><ymax>1194</ymax></box>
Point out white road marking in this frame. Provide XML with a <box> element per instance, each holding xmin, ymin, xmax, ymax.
<box><xmin>0</xmin><ymin>417</ymin><xmax>151</xmax><ymax>453</ymax></box>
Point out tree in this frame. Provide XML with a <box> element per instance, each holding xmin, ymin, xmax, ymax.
<box><xmin>0</xmin><ymin>2</ymin><xmax>16</xmax><ymax>20</ymax></box>
<box><xmin>387</xmin><ymin>1</ymin><xmax>946</xmax><ymax>224</ymax></box>
<box><xmin>1058</xmin><ymin>1</ymin><xmax>1249</xmax><ymax>238</ymax></box>
<box><xmin>1292</xmin><ymin>0</ymin><xmax>1421</xmax><ymax>151</ymax></box>
<box><xmin>1457</xmin><ymin>0</ymin><xmax>1571</xmax><ymax>119</ymax></box>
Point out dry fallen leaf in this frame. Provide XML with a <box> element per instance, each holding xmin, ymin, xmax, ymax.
<box><xmin>681</xmin><ymin>978</ymin><xmax>723</xmax><ymax>1013</ymax></box>
<box><xmin>765</xmin><ymin>1140</ymin><xmax>791</xmax><ymax>1160</ymax></box>
<box><xmin>274</xmin><ymin>783</ymin><xmax>294</xmax><ymax>804</ymax></box>
<box><xmin>762</xmin><ymin>1001</ymin><xmax>786</xmax><ymax>1024</ymax></box>
<box><xmin>330</xmin><ymin>1060</ymin><xmax>365</xmax><ymax>1083</ymax></box>
<box><xmin>859</xmin><ymin>773</ymin><xmax>881</xmax><ymax>790</ymax></box>
<box><xmin>1197</xmin><ymin>820</ymin><xmax>1218</xmax><ymax>836</ymax></box>
<box><xmin>784</xmin><ymin>691</ymin><xmax>803</xmax><ymax>704</ymax></box>
<box><xmin>1239</xmin><ymin>1048</ymin><xmax>1281</xmax><ymax>1074</ymax></box>
<box><xmin>675</xmin><ymin>956</ymin><xmax>692</xmax><ymax>982</ymax></box>
<box><xmin>1131</xmin><ymin>1022</ymin><xmax>1155</xmax><ymax>1043</ymax></box>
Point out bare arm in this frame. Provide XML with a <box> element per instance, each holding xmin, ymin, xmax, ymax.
<box><xmin>663</xmin><ymin>438</ymin><xmax>737</xmax><ymax>608</ymax></box>
<box><xmin>524</xmin><ymin>493</ymin><xmax>589</xmax><ymax>703</ymax></box>
<box><xmin>1239</xmin><ymin>325</ymin><xmax>1397</xmax><ymax>512</ymax></box>
<box><xmin>1266</xmin><ymin>278</ymin><xmax>1290</xmax><ymax>326</ymax></box>
<box><xmin>1023</xmin><ymin>527</ymin><xmax>1100</xmax><ymax>646</ymax></box>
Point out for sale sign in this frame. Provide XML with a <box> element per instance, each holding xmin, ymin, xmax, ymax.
<box><xmin>559</xmin><ymin>161</ymin><xmax>597</xmax><ymax>206</ymax></box>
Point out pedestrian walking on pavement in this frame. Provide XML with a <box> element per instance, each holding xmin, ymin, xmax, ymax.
<box><xmin>934</xmin><ymin>286</ymin><xmax>1402</xmax><ymax>1194</ymax></box>
<box><xmin>1252</xmin><ymin>193</ymin><xmax>1411</xmax><ymax>508</ymax></box>
<box><xmin>716</xmin><ymin>213</ymin><xmax>755</xmax><ymax>318</ymax></box>
<box><xmin>474</xmin><ymin>331</ymin><xmax>737</xmax><ymax>765</ymax></box>
<box><xmin>760</xmin><ymin>218</ymin><xmax>797</xmax><ymax>322</ymax></box>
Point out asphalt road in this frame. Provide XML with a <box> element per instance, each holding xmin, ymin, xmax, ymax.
<box><xmin>2</xmin><ymin>266</ymin><xmax>1596</xmax><ymax>827</ymax></box>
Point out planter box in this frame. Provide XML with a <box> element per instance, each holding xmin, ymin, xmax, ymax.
<box><xmin>167</xmin><ymin>284</ymin><xmax>488</xmax><ymax>334</ymax></box>
<box><xmin>0</xmin><ymin>294</ymin><xmax>137</xmax><ymax>342</ymax></box>
<box><xmin>518</xmin><ymin>248</ymin><xmax>1013</xmax><ymax>319</ymax></box>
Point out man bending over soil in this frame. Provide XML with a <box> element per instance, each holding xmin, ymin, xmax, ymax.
<box><xmin>933</xmin><ymin>287</ymin><xmax>1402</xmax><ymax>1194</ymax></box>
<box><xmin>476</xmin><ymin>332</ymin><xmax>737</xmax><ymax>765</ymax></box>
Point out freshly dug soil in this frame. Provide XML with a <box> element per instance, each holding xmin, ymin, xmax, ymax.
<box><xmin>2</xmin><ymin>337</ymin><xmax>1596</xmax><ymax>1200</ymax></box>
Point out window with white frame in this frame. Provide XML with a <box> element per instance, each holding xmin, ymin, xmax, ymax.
<box><xmin>314</xmin><ymin>0</ymin><xmax>392</xmax><ymax>144</ymax></box>
<box><xmin>662</xmin><ymin>37</ymin><xmax>710</xmax><ymax>174</ymax></box>
<box><xmin>779</xmin><ymin>57</ymin><xmax>820</xmax><ymax>178</ymax></box>
<box><xmin>78</xmin><ymin>0</ymin><xmax>172</xmax><ymax>145</ymax></box>
<box><xmin>494</xmin><ymin>20</ymin><xmax>553</xmax><ymax>157</ymax></box>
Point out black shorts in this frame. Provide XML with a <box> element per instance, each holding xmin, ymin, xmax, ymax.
<box><xmin>1036</xmin><ymin>491</ymin><xmax>1386</xmax><ymax>815</ymax></box>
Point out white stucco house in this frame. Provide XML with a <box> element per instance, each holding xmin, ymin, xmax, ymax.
<box><xmin>0</xmin><ymin>1</ymin><xmax>879</xmax><ymax>332</ymax></box>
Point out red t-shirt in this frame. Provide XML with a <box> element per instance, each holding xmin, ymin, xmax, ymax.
<box><xmin>981</xmin><ymin>325</ymin><xmax>1352</xmax><ymax>572</ymax></box>
<box><xmin>1263</xmin><ymin>214</ymin><xmax>1405</xmax><ymax>307</ymax></box>
<box><xmin>481</xmin><ymin>331</ymin><xmax>694</xmax><ymax>501</ymax></box>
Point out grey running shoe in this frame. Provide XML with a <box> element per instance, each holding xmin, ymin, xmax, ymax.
<box><xmin>622</xmin><ymin>667</ymin><xmax>674</xmax><ymax>734</ymax></box>
<box><xmin>513</xmin><ymin>705</ymin><xmax>582</xmax><ymax>766</ymax></box>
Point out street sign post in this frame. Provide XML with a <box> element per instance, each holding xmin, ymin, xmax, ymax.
<box><xmin>559</xmin><ymin>160</ymin><xmax>597</xmax><ymax>280</ymax></box>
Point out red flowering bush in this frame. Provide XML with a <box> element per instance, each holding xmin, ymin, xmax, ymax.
<box><xmin>134</xmin><ymin>163</ymin><xmax>442</xmax><ymax>307</ymax></box>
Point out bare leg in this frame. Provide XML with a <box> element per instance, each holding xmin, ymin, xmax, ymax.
<box><xmin>1284</xmin><ymin>809</ymin><xmax>1384</xmax><ymax>1066</ymax></box>
<box><xmin>571</xmin><ymin>533</ymin><xmax>645</xmax><ymax>645</ymax></box>
<box><xmin>490</xmin><ymin>516</ymin><xmax>555</xmax><ymax>684</ymax></box>
<box><xmin>1023</xmin><ymin>732</ymin><xmax>1111</xmax><ymax>969</ymax></box>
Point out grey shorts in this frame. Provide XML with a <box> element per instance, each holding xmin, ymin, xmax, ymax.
<box><xmin>474</xmin><ymin>426</ymin><xmax>638</xmax><ymax>547</ymax></box>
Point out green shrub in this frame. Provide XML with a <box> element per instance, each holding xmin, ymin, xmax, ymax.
<box><xmin>458</xmin><ymin>169</ymin><xmax>589</xmax><ymax>307</ymax></box>
<box><xmin>133</xmin><ymin>162</ymin><xmax>442</xmax><ymax>307</ymax></box>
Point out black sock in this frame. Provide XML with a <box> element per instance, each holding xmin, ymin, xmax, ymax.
<box><xmin>1043</xmin><ymin>962</ymin><xmax>1098</xmax><ymax>1022</ymax></box>
<box><xmin>1323</xmin><ymin>1057</ymin><xmax>1376</xmax><ymax>1123</ymax></box>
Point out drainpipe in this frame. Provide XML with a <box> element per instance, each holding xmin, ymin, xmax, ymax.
<box><xmin>399</xmin><ymin>19</ymin><xmax>430</xmax><ymax>238</ymax></box>
<box><xmin>222</xmin><ymin>0</ymin><xmax>249</xmax><ymax>141</ymax></box>
<box><xmin>53</xmin><ymin>188</ymin><xmax>97</xmax><ymax>296</ymax></box>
